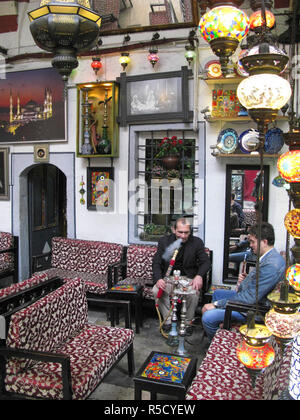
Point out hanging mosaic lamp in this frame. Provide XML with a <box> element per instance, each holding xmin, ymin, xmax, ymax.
<box><xmin>91</xmin><ymin>56</ymin><xmax>102</xmax><ymax>75</ymax></box>
<box><xmin>199</xmin><ymin>5</ymin><xmax>249</xmax><ymax>76</ymax></box>
<box><xmin>277</xmin><ymin>150</ymin><xmax>300</xmax><ymax>183</ymax></box>
<box><xmin>119</xmin><ymin>52</ymin><xmax>130</xmax><ymax>71</ymax></box>
<box><xmin>286</xmin><ymin>264</ymin><xmax>300</xmax><ymax>295</ymax></box>
<box><xmin>284</xmin><ymin>209</ymin><xmax>300</xmax><ymax>239</ymax></box>
<box><xmin>148</xmin><ymin>48</ymin><xmax>159</xmax><ymax>68</ymax></box>
<box><xmin>237</xmin><ymin>42</ymin><xmax>291</xmax><ymax>131</ymax></box>
<box><xmin>184</xmin><ymin>45</ymin><xmax>196</xmax><ymax>66</ymax></box>
<box><xmin>249</xmin><ymin>9</ymin><xmax>275</xmax><ymax>31</ymax></box>
<box><xmin>236</xmin><ymin>323</ymin><xmax>275</xmax><ymax>387</ymax></box>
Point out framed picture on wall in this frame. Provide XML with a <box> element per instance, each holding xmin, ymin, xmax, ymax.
<box><xmin>87</xmin><ymin>167</ymin><xmax>114</xmax><ymax>211</ymax></box>
<box><xmin>116</xmin><ymin>66</ymin><xmax>193</xmax><ymax>126</ymax></box>
<box><xmin>0</xmin><ymin>67</ymin><xmax>67</xmax><ymax>144</ymax></box>
<box><xmin>0</xmin><ymin>147</ymin><xmax>9</xmax><ymax>200</ymax></box>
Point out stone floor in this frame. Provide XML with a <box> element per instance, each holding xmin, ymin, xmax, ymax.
<box><xmin>87</xmin><ymin>303</ymin><xmax>210</xmax><ymax>401</ymax></box>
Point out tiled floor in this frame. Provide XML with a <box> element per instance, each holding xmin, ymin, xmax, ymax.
<box><xmin>87</xmin><ymin>304</ymin><xmax>209</xmax><ymax>400</ymax></box>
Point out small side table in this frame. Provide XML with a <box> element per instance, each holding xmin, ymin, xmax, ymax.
<box><xmin>134</xmin><ymin>351</ymin><xmax>197</xmax><ymax>400</ymax></box>
<box><xmin>106</xmin><ymin>284</ymin><xmax>143</xmax><ymax>334</ymax></box>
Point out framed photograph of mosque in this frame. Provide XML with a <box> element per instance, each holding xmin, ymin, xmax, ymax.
<box><xmin>0</xmin><ymin>147</ymin><xmax>9</xmax><ymax>200</ymax></box>
<box><xmin>0</xmin><ymin>67</ymin><xmax>66</xmax><ymax>144</ymax></box>
<box><xmin>116</xmin><ymin>66</ymin><xmax>193</xmax><ymax>126</ymax></box>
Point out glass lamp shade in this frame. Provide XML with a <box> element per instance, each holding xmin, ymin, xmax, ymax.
<box><xmin>249</xmin><ymin>10</ymin><xmax>275</xmax><ymax>31</ymax></box>
<box><xmin>286</xmin><ymin>264</ymin><xmax>300</xmax><ymax>294</ymax></box>
<box><xmin>119</xmin><ymin>53</ymin><xmax>130</xmax><ymax>70</ymax></box>
<box><xmin>237</xmin><ymin>74</ymin><xmax>292</xmax><ymax>111</ymax></box>
<box><xmin>184</xmin><ymin>47</ymin><xmax>196</xmax><ymax>66</ymax></box>
<box><xmin>265</xmin><ymin>308</ymin><xmax>299</xmax><ymax>341</ymax></box>
<box><xmin>148</xmin><ymin>50</ymin><xmax>159</xmax><ymax>67</ymax></box>
<box><xmin>91</xmin><ymin>57</ymin><xmax>102</xmax><ymax>74</ymax></box>
<box><xmin>236</xmin><ymin>340</ymin><xmax>275</xmax><ymax>371</ymax></box>
<box><xmin>289</xmin><ymin>334</ymin><xmax>300</xmax><ymax>400</ymax></box>
<box><xmin>199</xmin><ymin>6</ymin><xmax>249</xmax><ymax>43</ymax></box>
<box><xmin>284</xmin><ymin>209</ymin><xmax>300</xmax><ymax>239</ymax></box>
<box><xmin>277</xmin><ymin>150</ymin><xmax>300</xmax><ymax>183</ymax></box>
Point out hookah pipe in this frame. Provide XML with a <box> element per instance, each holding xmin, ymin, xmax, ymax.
<box><xmin>156</xmin><ymin>248</ymin><xmax>180</xmax><ymax>338</ymax></box>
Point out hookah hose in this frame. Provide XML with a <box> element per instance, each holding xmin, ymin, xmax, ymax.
<box><xmin>156</xmin><ymin>249</ymin><xmax>179</xmax><ymax>338</ymax></box>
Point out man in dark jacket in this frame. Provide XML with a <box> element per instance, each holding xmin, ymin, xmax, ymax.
<box><xmin>152</xmin><ymin>218</ymin><xmax>211</xmax><ymax>333</ymax></box>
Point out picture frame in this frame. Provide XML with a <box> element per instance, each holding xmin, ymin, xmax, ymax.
<box><xmin>117</xmin><ymin>66</ymin><xmax>193</xmax><ymax>126</ymax></box>
<box><xmin>0</xmin><ymin>68</ymin><xmax>67</xmax><ymax>144</ymax></box>
<box><xmin>0</xmin><ymin>147</ymin><xmax>9</xmax><ymax>200</ymax></box>
<box><xmin>87</xmin><ymin>167</ymin><xmax>114</xmax><ymax>211</ymax></box>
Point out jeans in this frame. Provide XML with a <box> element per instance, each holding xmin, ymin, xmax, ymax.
<box><xmin>202</xmin><ymin>289</ymin><xmax>246</xmax><ymax>340</ymax></box>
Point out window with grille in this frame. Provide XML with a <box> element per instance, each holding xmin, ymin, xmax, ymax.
<box><xmin>128</xmin><ymin>124</ymin><xmax>205</xmax><ymax>244</ymax></box>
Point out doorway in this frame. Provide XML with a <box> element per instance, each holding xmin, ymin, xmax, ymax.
<box><xmin>28</xmin><ymin>164</ymin><xmax>66</xmax><ymax>273</ymax></box>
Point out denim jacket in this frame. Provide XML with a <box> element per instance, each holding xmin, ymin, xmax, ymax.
<box><xmin>218</xmin><ymin>247</ymin><xmax>285</xmax><ymax>309</ymax></box>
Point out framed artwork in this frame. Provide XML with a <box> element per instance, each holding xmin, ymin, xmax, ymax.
<box><xmin>117</xmin><ymin>66</ymin><xmax>193</xmax><ymax>126</ymax></box>
<box><xmin>0</xmin><ymin>67</ymin><xmax>66</xmax><ymax>144</ymax></box>
<box><xmin>0</xmin><ymin>147</ymin><xmax>9</xmax><ymax>200</ymax></box>
<box><xmin>87</xmin><ymin>167</ymin><xmax>114</xmax><ymax>211</ymax></box>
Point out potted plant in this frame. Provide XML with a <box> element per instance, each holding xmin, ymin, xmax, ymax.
<box><xmin>155</xmin><ymin>136</ymin><xmax>185</xmax><ymax>169</ymax></box>
<box><xmin>167</xmin><ymin>169</ymin><xmax>180</xmax><ymax>179</ymax></box>
<box><xmin>151</xmin><ymin>165</ymin><xmax>166</xmax><ymax>178</ymax></box>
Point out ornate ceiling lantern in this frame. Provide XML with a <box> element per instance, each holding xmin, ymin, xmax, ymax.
<box><xmin>236</xmin><ymin>42</ymin><xmax>291</xmax><ymax>133</ymax></box>
<box><xmin>148</xmin><ymin>48</ymin><xmax>160</xmax><ymax>68</ymax></box>
<box><xmin>199</xmin><ymin>4</ymin><xmax>250</xmax><ymax>76</ymax></box>
<box><xmin>28</xmin><ymin>0</ymin><xmax>101</xmax><ymax>81</ymax></box>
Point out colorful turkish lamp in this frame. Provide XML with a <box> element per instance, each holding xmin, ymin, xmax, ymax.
<box><xmin>148</xmin><ymin>48</ymin><xmax>159</xmax><ymax>68</ymax></box>
<box><xmin>237</xmin><ymin>323</ymin><xmax>275</xmax><ymax>387</ymax></box>
<box><xmin>249</xmin><ymin>9</ymin><xmax>275</xmax><ymax>32</ymax></box>
<box><xmin>284</xmin><ymin>209</ymin><xmax>300</xmax><ymax>239</ymax></box>
<box><xmin>289</xmin><ymin>333</ymin><xmax>300</xmax><ymax>400</ymax></box>
<box><xmin>199</xmin><ymin>5</ymin><xmax>249</xmax><ymax>76</ymax></box>
<box><xmin>237</xmin><ymin>43</ymin><xmax>291</xmax><ymax>131</ymax></box>
<box><xmin>184</xmin><ymin>45</ymin><xmax>196</xmax><ymax>66</ymax></box>
<box><xmin>286</xmin><ymin>264</ymin><xmax>300</xmax><ymax>295</ymax></box>
<box><xmin>91</xmin><ymin>56</ymin><xmax>102</xmax><ymax>75</ymax></box>
<box><xmin>119</xmin><ymin>52</ymin><xmax>130</xmax><ymax>71</ymax></box>
<box><xmin>277</xmin><ymin>150</ymin><xmax>300</xmax><ymax>183</ymax></box>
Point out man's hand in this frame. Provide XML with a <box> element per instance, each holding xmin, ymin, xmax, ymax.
<box><xmin>156</xmin><ymin>279</ymin><xmax>166</xmax><ymax>290</ymax></box>
<box><xmin>191</xmin><ymin>275</ymin><xmax>203</xmax><ymax>291</ymax></box>
<box><xmin>202</xmin><ymin>303</ymin><xmax>215</xmax><ymax>314</ymax></box>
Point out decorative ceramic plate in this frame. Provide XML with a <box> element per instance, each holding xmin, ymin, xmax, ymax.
<box><xmin>217</xmin><ymin>128</ymin><xmax>238</xmax><ymax>154</ymax></box>
<box><xmin>264</xmin><ymin>127</ymin><xmax>284</xmax><ymax>154</ymax></box>
<box><xmin>205</xmin><ymin>60</ymin><xmax>222</xmax><ymax>78</ymax></box>
<box><xmin>238</xmin><ymin>129</ymin><xmax>260</xmax><ymax>153</ymax></box>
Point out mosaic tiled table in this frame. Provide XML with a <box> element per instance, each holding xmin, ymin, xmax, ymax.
<box><xmin>134</xmin><ymin>351</ymin><xmax>197</xmax><ymax>400</ymax></box>
<box><xmin>106</xmin><ymin>284</ymin><xmax>143</xmax><ymax>333</ymax></box>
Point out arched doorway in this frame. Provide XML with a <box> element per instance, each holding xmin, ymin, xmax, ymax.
<box><xmin>11</xmin><ymin>152</ymin><xmax>76</xmax><ymax>281</ymax></box>
<box><xmin>28</xmin><ymin>164</ymin><xmax>67</xmax><ymax>273</ymax></box>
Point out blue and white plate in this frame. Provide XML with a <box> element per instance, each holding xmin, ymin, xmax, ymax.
<box><xmin>217</xmin><ymin>128</ymin><xmax>238</xmax><ymax>154</ymax></box>
<box><xmin>238</xmin><ymin>129</ymin><xmax>260</xmax><ymax>154</ymax></box>
<box><xmin>264</xmin><ymin>128</ymin><xmax>284</xmax><ymax>154</ymax></box>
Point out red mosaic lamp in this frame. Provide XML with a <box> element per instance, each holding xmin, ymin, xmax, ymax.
<box><xmin>91</xmin><ymin>56</ymin><xmax>102</xmax><ymax>75</ymax></box>
<box><xmin>249</xmin><ymin>9</ymin><xmax>275</xmax><ymax>32</ymax></box>
<box><xmin>277</xmin><ymin>150</ymin><xmax>300</xmax><ymax>183</ymax></box>
<box><xmin>148</xmin><ymin>48</ymin><xmax>159</xmax><ymax>68</ymax></box>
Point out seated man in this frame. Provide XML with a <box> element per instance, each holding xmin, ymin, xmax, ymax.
<box><xmin>152</xmin><ymin>217</ymin><xmax>211</xmax><ymax>335</ymax></box>
<box><xmin>202</xmin><ymin>222</ymin><xmax>285</xmax><ymax>340</ymax></box>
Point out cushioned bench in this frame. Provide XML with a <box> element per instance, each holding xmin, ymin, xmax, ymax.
<box><xmin>185</xmin><ymin>328</ymin><xmax>292</xmax><ymax>400</ymax></box>
<box><xmin>114</xmin><ymin>244</ymin><xmax>213</xmax><ymax>303</ymax></box>
<box><xmin>33</xmin><ymin>237</ymin><xmax>125</xmax><ymax>297</ymax></box>
<box><xmin>0</xmin><ymin>278</ymin><xmax>135</xmax><ymax>400</ymax></box>
<box><xmin>0</xmin><ymin>232</ymin><xmax>18</xmax><ymax>285</ymax></box>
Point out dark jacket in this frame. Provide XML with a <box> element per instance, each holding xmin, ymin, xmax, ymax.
<box><xmin>152</xmin><ymin>233</ymin><xmax>211</xmax><ymax>283</ymax></box>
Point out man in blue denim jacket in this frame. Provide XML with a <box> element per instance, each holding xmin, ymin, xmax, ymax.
<box><xmin>202</xmin><ymin>222</ymin><xmax>285</xmax><ymax>340</ymax></box>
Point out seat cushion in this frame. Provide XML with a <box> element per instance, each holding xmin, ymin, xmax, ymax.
<box><xmin>5</xmin><ymin>324</ymin><xmax>134</xmax><ymax>400</ymax></box>
<box><xmin>0</xmin><ymin>272</ymin><xmax>49</xmax><ymax>300</ymax></box>
<box><xmin>186</xmin><ymin>329</ymin><xmax>264</xmax><ymax>400</ymax></box>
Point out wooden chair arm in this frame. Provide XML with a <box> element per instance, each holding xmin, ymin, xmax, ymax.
<box><xmin>223</xmin><ymin>300</ymin><xmax>269</xmax><ymax>330</ymax></box>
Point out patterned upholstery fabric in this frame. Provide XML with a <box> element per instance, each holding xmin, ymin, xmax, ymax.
<box><xmin>35</xmin><ymin>237</ymin><xmax>124</xmax><ymax>296</ymax></box>
<box><xmin>0</xmin><ymin>232</ymin><xmax>14</xmax><ymax>272</ymax></box>
<box><xmin>116</xmin><ymin>244</ymin><xmax>157</xmax><ymax>300</ymax></box>
<box><xmin>0</xmin><ymin>272</ymin><xmax>49</xmax><ymax>300</ymax></box>
<box><xmin>186</xmin><ymin>329</ymin><xmax>292</xmax><ymax>400</ymax></box>
<box><xmin>5</xmin><ymin>279</ymin><xmax>134</xmax><ymax>400</ymax></box>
